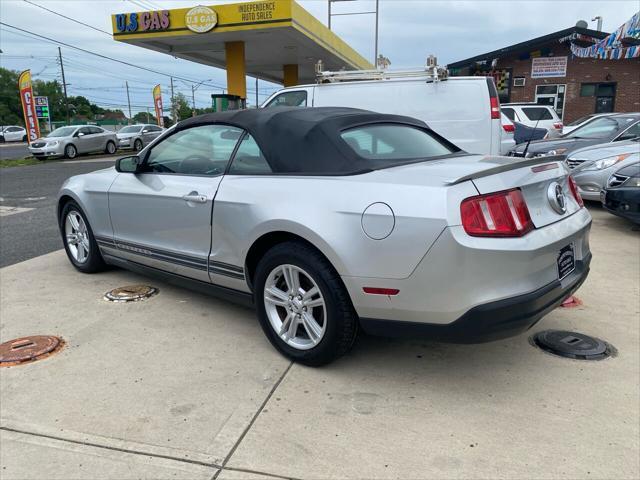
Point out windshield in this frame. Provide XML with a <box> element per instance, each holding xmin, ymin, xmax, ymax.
<box><xmin>340</xmin><ymin>124</ymin><xmax>454</xmax><ymax>165</ymax></box>
<box><xmin>565</xmin><ymin>117</ymin><xmax>619</xmax><ymax>139</ymax></box>
<box><xmin>119</xmin><ymin>126</ymin><xmax>143</xmax><ymax>134</ymax></box>
<box><xmin>566</xmin><ymin>114</ymin><xmax>596</xmax><ymax>127</ymax></box>
<box><xmin>47</xmin><ymin>127</ymin><xmax>77</xmax><ymax>137</ymax></box>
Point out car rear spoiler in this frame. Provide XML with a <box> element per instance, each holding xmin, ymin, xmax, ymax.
<box><xmin>446</xmin><ymin>155</ymin><xmax>566</xmax><ymax>185</ymax></box>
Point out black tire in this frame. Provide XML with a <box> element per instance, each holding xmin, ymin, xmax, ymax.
<box><xmin>105</xmin><ymin>141</ymin><xmax>116</xmax><ymax>154</ymax></box>
<box><xmin>60</xmin><ymin>201</ymin><xmax>107</xmax><ymax>273</ymax></box>
<box><xmin>253</xmin><ymin>241</ymin><xmax>358</xmax><ymax>366</ymax></box>
<box><xmin>0</xmin><ymin>136</ymin><xmax>5</xmax><ymax>143</ymax></box>
<box><xmin>65</xmin><ymin>144</ymin><xmax>77</xmax><ymax>159</ymax></box>
<box><xmin>134</xmin><ymin>139</ymin><xmax>143</xmax><ymax>151</ymax></box>
<box><xmin>22</xmin><ymin>135</ymin><xmax>27</xmax><ymax>142</ymax></box>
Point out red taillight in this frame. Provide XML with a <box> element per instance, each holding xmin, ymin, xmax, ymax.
<box><xmin>363</xmin><ymin>287</ymin><xmax>400</xmax><ymax>296</ymax></box>
<box><xmin>490</xmin><ymin>96</ymin><xmax>500</xmax><ymax>120</ymax></box>
<box><xmin>502</xmin><ymin>123</ymin><xmax>515</xmax><ymax>132</ymax></box>
<box><xmin>461</xmin><ymin>189</ymin><xmax>534</xmax><ymax>237</ymax></box>
<box><xmin>568</xmin><ymin>176</ymin><xmax>584</xmax><ymax>208</ymax></box>
<box><xmin>553</xmin><ymin>122</ymin><xmax>563</xmax><ymax>130</ymax></box>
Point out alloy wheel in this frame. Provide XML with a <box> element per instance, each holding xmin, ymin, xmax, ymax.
<box><xmin>65</xmin><ymin>211</ymin><xmax>90</xmax><ymax>263</ymax></box>
<box><xmin>66</xmin><ymin>145</ymin><xmax>77</xmax><ymax>158</ymax></box>
<box><xmin>263</xmin><ymin>264</ymin><xmax>326</xmax><ymax>350</ymax></box>
<box><xmin>134</xmin><ymin>139</ymin><xmax>143</xmax><ymax>151</ymax></box>
<box><xmin>107</xmin><ymin>142</ymin><xmax>116</xmax><ymax>154</ymax></box>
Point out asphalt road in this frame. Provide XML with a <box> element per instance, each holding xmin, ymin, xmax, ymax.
<box><xmin>0</xmin><ymin>142</ymin><xmax>30</xmax><ymax>160</ymax></box>
<box><xmin>0</xmin><ymin>157</ymin><xmax>117</xmax><ymax>267</ymax></box>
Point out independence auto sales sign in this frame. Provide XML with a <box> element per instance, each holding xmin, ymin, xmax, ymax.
<box><xmin>18</xmin><ymin>70</ymin><xmax>41</xmax><ymax>143</ymax></box>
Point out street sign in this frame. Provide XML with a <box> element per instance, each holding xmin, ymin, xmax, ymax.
<box><xmin>34</xmin><ymin>96</ymin><xmax>50</xmax><ymax>118</ymax></box>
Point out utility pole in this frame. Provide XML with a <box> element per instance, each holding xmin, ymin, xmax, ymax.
<box><xmin>170</xmin><ymin>77</ymin><xmax>176</xmax><ymax>123</ymax></box>
<box><xmin>374</xmin><ymin>0</ymin><xmax>379</xmax><ymax>67</ymax></box>
<box><xmin>125</xmin><ymin>81</ymin><xmax>132</xmax><ymax>124</ymax></box>
<box><xmin>146</xmin><ymin>107</ymin><xmax>150</xmax><ymax>124</ymax></box>
<box><xmin>191</xmin><ymin>84</ymin><xmax>196</xmax><ymax>117</ymax></box>
<box><xmin>58</xmin><ymin>47</ymin><xmax>70</xmax><ymax>125</ymax></box>
<box><xmin>255</xmin><ymin>77</ymin><xmax>258</xmax><ymax>108</ymax></box>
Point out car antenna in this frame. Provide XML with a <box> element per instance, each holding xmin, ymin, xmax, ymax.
<box><xmin>522</xmin><ymin>115</ymin><xmax>543</xmax><ymax>158</ymax></box>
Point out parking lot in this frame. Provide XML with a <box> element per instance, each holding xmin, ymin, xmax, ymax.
<box><xmin>1</xmin><ymin>202</ymin><xmax>638</xmax><ymax>479</ymax></box>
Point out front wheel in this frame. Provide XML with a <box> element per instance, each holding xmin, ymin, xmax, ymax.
<box><xmin>254</xmin><ymin>241</ymin><xmax>358</xmax><ymax>366</ymax></box>
<box><xmin>134</xmin><ymin>139</ymin><xmax>143</xmax><ymax>151</ymax></box>
<box><xmin>65</xmin><ymin>144</ymin><xmax>77</xmax><ymax>159</ymax></box>
<box><xmin>105</xmin><ymin>141</ymin><xmax>116</xmax><ymax>154</ymax></box>
<box><xmin>60</xmin><ymin>201</ymin><xmax>107</xmax><ymax>273</ymax></box>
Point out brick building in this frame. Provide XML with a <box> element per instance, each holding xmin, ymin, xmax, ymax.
<box><xmin>449</xmin><ymin>26</ymin><xmax>640</xmax><ymax>124</ymax></box>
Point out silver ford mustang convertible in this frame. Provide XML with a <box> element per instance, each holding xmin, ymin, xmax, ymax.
<box><xmin>58</xmin><ymin>107</ymin><xmax>592</xmax><ymax>365</ymax></box>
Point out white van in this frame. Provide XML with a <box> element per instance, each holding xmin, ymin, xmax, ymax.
<box><xmin>262</xmin><ymin>73</ymin><xmax>503</xmax><ymax>155</ymax></box>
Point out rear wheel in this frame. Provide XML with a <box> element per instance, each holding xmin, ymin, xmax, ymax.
<box><xmin>134</xmin><ymin>139</ymin><xmax>143</xmax><ymax>151</ymax></box>
<box><xmin>105</xmin><ymin>141</ymin><xmax>116</xmax><ymax>154</ymax></box>
<box><xmin>22</xmin><ymin>134</ymin><xmax>27</xmax><ymax>142</ymax></box>
<box><xmin>65</xmin><ymin>144</ymin><xmax>77</xmax><ymax>159</ymax></box>
<box><xmin>254</xmin><ymin>241</ymin><xmax>358</xmax><ymax>366</ymax></box>
<box><xmin>60</xmin><ymin>201</ymin><xmax>106</xmax><ymax>273</ymax></box>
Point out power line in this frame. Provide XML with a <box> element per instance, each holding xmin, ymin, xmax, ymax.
<box><xmin>0</xmin><ymin>22</ymin><xmax>227</xmax><ymax>90</ymax></box>
<box><xmin>22</xmin><ymin>0</ymin><xmax>112</xmax><ymax>37</ymax></box>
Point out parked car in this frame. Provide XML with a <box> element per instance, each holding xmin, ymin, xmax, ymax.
<box><xmin>502</xmin><ymin>103</ymin><xmax>563</xmax><ymax>138</ymax></box>
<box><xmin>117</xmin><ymin>124</ymin><xmax>164</xmax><ymax>151</ymax></box>
<box><xmin>513</xmin><ymin>121</ymin><xmax>548</xmax><ymax>145</ymax></box>
<box><xmin>566</xmin><ymin>140</ymin><xmax>640</xmax><ymax>201</ymax></box>
<box><xmin>29</xmin><ymin>125</ymin><xmax>118</xmax><ymax>160</ymax></box>
<box><xmin>601</xmin><ymin>162</ymin><xmax>640</xmax><ymax>224</ymax></box>
<box><xmin>562</xmin><ymin>113</ymin><xmax>616</xmax><ymax>136</ymax></box>
<box><xmin>0</xmin><ymin>125</ymin><xmax>27</xmax><ymax>142</ymax></box>
<box><xmin>262</xmin><ymin>73</ymin><xmax>504</xmax><ymax>155</ymax></box>
<box><xmin>500</xmin><ymin>112</ymin><xmax>516</xmax><ymax>154</ymax></box>
<box><xmin>510</xmin><ymin>113</ymin><xmax>640</xmax><ymax>159</ymax></box>
<box><xmin>57</xmin><ymin>107</ymin><xmax>591</xmax><ymax>365</ymax></box>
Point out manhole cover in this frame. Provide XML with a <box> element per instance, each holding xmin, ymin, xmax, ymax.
<box><xmin>560</xmin><ymin>295</ymin><xmax>582</xmax><ymax>308</ymax></box>
<box><xmin>531</xmin><ymin>330</ymin><xmax>612</xmax><ymax>360</ymax></box>
<box><xmin>104</xmin><ymin>285</ymin><xmax>158</xmax><ymax>302</ymax></box>
<box><xmin>0</xmin><ymin>335</ymin><xmax>64</xmax><ymax>367</ymax></box>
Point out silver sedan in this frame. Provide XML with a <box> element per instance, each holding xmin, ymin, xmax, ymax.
<box><xmin>57</xmin><ymin>107</ymin><xmax>592</xmax><ymax>365</ymax></box>
<box><xmin>567</xmin><ymin>140</ymin><xmax>640</xmax><ymax>201</ymax></box>
<box><xmin>29</xmin><ymin>125</ymin><xmax>117</xmax><ymax>160</ymax></box>
<box><xmin>116</xmin><ymin>124</ymin><xmax>164</xmax><ymax>152</ymax></box>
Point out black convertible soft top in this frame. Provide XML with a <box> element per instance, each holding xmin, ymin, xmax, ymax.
<box><xmin>175</xmin><ymin>106</ymin><xmax>458</xmax><ymax>175</ymax></box>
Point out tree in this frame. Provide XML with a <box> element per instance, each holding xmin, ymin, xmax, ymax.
<box><xmin>133</xmin><ymin>111</ymin><xmax>156</xmax><ymax>124</ymax></box>
<box><xmin>0</xmin><ymin>68</ymin><xmax>23</xmax><ymax>126</ymax></box>
<box><xmin>170</xmin><ymin>92</ymin><xmax>192</xmax><ymax>121</ymax></box>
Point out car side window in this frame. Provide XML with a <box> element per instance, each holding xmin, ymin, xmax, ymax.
<box><xmin>90</xmin><ymin>127</ymin><xmax>103</xmax><ymax>134</ymax></box>
<box><xmin>144</xmin><ymin>124</ymin><xmax>243</xmax><ymax>176</ymax></box>
<box><xmin>7</xmin><ymin>127</ymin><xmax>20</xmax><ymax>132</ymax></box>
<box><xmin>228</xmin><ymin>134</ymin><xmax>272</xmax><ymax>174</ymax></box>
<box><xmin>78</xmin><ymin>127</ymin><xmax>92</xmax><ymax>136</ymax></box>
<box><xmin>264</xmin><ymin>91</ymin><xmax>307</xmax><ymax>108</ymax></box>
<box><xmin>522</xmin><ymin>107</ymin><xmax>553</xmax><ymax>121</ymax></box>
<box><xmin>502</xmin><ymin>108</ymin><xmax>517</xmax><ymax>122</ymax></box>
<box><xmin>615</xmin><ymin>122</ymin><xmax>640</xmax><ymax>141</ymax></box>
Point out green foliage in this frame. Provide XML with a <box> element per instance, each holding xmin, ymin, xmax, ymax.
<box><xmin>0</xmin><ymin>68</ymin><xmax>22</xmax><ymax>126</ymax></box>
<box><xmin>132</xmin><ymin>111</ymin><xmax>156</xmax><ymax>124</ymax></box>
<box><xmin>170</xmin><ymin>92</ymin><xmax>193</xmax><ymax>121</ymax></box>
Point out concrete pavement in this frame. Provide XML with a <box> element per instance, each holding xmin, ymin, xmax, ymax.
<box><xmin>0</xmin><ymin>142</ymin><xmax>29</xmax><ymax>161</ymax></box>
<box><xmin>0</xmin><ymin>207</ymin><xmax>638</xmax><ymax>479</ymax></box>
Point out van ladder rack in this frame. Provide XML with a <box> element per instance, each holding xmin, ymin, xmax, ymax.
<box><xmin>315</xmin><ymin>55</ymin><xmax>448</xmax><ymax>84</ymax></box>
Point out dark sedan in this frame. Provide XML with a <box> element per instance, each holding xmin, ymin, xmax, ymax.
<box><xmin>510</xmin><ymin>113</ymin><xmax>640</xmax><ymax>159</ymax></box>
<box><xmin>601</xmin><ymin>162</ymin><xmax>640</xmax><ymax>224</ymax></box>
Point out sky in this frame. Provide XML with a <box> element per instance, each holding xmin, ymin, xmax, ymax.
<box><xmin>1</xmin><ymin>0</ymin><xmax>638</xmax><ymax>116</ymax></box>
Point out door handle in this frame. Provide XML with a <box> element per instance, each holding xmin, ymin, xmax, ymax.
<box><xmin>182</xmin><ymin>192</ymin><xmax>207</xmax><ymax>204</ymax></box>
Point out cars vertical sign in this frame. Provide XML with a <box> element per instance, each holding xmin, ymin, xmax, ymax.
<box><xmin>153</xmin><ymin>84</ymin><xmax>164</xmax><ymax>127</ymax></box>
<box><xmin>18</xmin><ymin>70</ymin><xmax>41</xmax><ymax>143</ymax></box>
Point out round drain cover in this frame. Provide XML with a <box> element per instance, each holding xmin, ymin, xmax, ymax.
<box><xmin>0</xmin><ymin>335</ymin><xmax>63</xmax><ymax>366</ymax></box>
<box><xmin>104</xmin><ymin>285</ymin><xmax>158</xmax><ymax>302</ymax></box>
<box><xmin>532</xmin><ymin>330</ymin><xmax>610</xmax><ymax>360</ymax></box>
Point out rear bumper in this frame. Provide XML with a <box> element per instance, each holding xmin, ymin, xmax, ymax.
<box><xmin>360</xmin><ymin>253</ymin><xmax>591</xmax><ymax>343</ymax></box>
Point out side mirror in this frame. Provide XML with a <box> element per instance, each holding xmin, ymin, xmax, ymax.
<box><xmin>76</xmin><ymin>132</ymin><xmax>85</xmax><ymax>137</ymax></box>
<box><xmin>142</xmin><ymin>129</ymin><xmax>149</xmax><ymax>133</ymax></box>
<box><xmin>115</xmin><ymin>155</ymin><xmax>141</xmax><ymax>173</ymax></box>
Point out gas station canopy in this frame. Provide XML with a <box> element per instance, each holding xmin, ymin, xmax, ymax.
<box><xmin>111</xmin><ymin>0</ymin><xmax>373</xmax><ymax>98</ymax></box>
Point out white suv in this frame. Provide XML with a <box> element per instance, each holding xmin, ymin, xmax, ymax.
<box><xmin>501</xmin><ymin>104</ymin><xmax>563</xmax><ymax>139</ymax></box>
